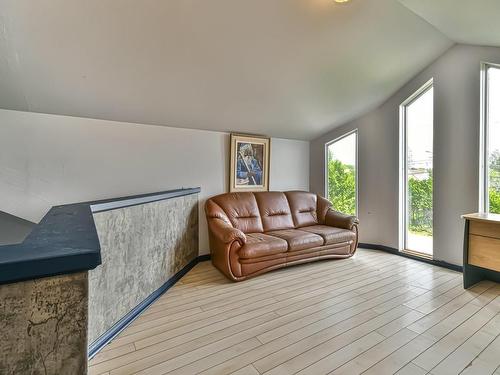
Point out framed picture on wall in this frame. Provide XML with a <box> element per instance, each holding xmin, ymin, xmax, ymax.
<box><xmin>229</xmin><ymin>134</ymin><xmax>270</xmax><ymax>192</ymax></box>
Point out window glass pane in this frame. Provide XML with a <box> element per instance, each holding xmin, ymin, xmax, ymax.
<box><xmin>488</xmin><ymin>66</ymin><xmax>500</xmax><ymax>214</ymax></box>
<box><xmin>405</xmin><ymin>86</ymin><xmax>433</xmax><ymax>255</ymax></box>
<box><xmin>326</xmin><ymin>132</ymin><xmax>356</xmax><ymax>215</ymax></box>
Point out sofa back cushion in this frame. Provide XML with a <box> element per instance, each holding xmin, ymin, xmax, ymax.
<box><xmin>211</xmin><ymin>192</ymin><xmax>264</xmax><ymax>233</ymax></box>
<box><xmin>285</xmin><ymin>191</ymin><xmax>319</xmax><ymax>228</ymax></box>
<box><xmin>205</xmin><ymin>199</ymin><xmax>232</xmax><ymax>225</ymax></box>
<box><xmin>254</xmin><ymin>192</ymin><xmax>294</xmax><ymax>232</ymax></box>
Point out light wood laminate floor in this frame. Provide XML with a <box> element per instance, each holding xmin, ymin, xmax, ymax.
<box><xmin>89</xmin><ymin>249</ymin><xmax>500</xmax><ymax>375</ymax></box>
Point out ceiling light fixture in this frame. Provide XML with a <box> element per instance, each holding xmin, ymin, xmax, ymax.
<box><xmin>334</xmin><ymin>0</ymin><xmax>350</xmax><ymax>3</ymax></box>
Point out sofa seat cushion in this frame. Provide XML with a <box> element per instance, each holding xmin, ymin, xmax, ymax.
<box><xmin>266</xmin><ymin>229</ymin><xmax>324</xmax><ymax>251</ymax></box>
<box><xmin>238</xmin><ymin>233</ymin><xmax>288</xmax><ymax>259</ymax></box>
<box><xmin>301</xmin><ymin>225</ymin><xmax>356</xmax><ymax>245</ymax></box>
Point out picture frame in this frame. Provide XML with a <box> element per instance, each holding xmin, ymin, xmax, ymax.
<box><xmin>229</xmin><ymin>134</ymin><xmax>270</xmax><ymax>192</ymax></box>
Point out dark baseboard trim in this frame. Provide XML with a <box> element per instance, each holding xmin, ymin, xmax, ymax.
<box><xmin>198</xmin><ymin>254</ymin><xmax>211</xmax><ymax>262</ymax></box>
<box><xmin>359</xmin><ymin>243</ymin><xmax>463</xmax><ymax>273</ymax></box>
<box><xmin>88</xmin><ymin>253</ymin><xmax>211</xmax><ymax>359</ymax></box>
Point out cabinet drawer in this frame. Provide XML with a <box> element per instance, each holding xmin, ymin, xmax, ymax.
<box><xmin>470</xmin><ymin>220</ymin><xmax>500</xmax><ymax>239</ymax></box>
<box><xmin>469</xmin><ymin>234</ymin><xmax>500</xmax><ymax>272</ymax></box>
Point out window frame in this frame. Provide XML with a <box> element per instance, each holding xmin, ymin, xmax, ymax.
<box><xmin>324</xmin><ymin>129</ymin><xmax>359</xmax><ymax>217</ymax></box>
<box><xmin>398</xmin><ymin>78</ymin><xmax>434</xmax><ymax>256</ymax></box>
<box><xmin>479</xmin><ymin>62</ymin><xmax>500</xmax><ymax>213</ymax></box>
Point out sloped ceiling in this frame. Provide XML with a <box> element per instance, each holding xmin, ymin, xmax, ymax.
<box><xmin>399</xmin><ymin>0</ymin><xmax>500</xmax><ymax>47</ymax></box>
<box><xmin>0</xmin><ymin>0</ymin><xmax>454</xmax><ymax>140</ymax></box>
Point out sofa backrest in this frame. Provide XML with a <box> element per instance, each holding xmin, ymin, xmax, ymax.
<box><xmin>285</xmin><ymin>191</ymin><xmax>319</xmax><ymax>228</ymax></box>
<box><xmin>254</xmin><ymin>192</ymin><xmax>294</xmax><ymax>232</ymax></box>
<box><xmin>206</xmin><ymin>191</ymin><xmax>327</xmax><ymax>234</ymax></box>
<box><xmin>210</xmin><ymin>192</ymin><xmax>264</xmax><ymax>233</ymax></box>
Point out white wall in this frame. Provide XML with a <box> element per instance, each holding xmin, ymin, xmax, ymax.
<box><xmin>310</xmin><ymin>44</ymin><xmax>500</xmax><ymax>266</ymax></box>
<box><xmin>0</xmin><ymin>109</ymin><xmax>309</xmax><ymax>254</ymax></box>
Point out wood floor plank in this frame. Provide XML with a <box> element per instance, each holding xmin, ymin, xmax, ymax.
<box><xmin>403</xmin><ymin>277</ymin><xmax>464</xmax><ymax>310</ymax></box>
<box><xmin>106</xmin><ymin>255</ymin><xmax>420</xmax><ymax>352</ymax></box>
<box><xmin>89</xmin><ymin>249</ymin><xmax>500</xmax><ymax>375</ymax></box>
<box><xmin>376</xmin><ymin>309</ymin><xmax>426</xmax><ymax>337</ymax></box>
<box><xmin>257</xmin><ymin>269</ymin><xmax>432</xmax><ymax>345</ymax></box>
<box><xmin>363</xmin><ymin>334</ymin><xmax>435</xmax><ymax>375</ymax></box>
<box><xmin>360</xmin><ymin>283</ymin><xmax>500</xmax><ymax>375</ymax></box>
<box><xmin>229</xmin><ymin>365</ymin><xmax>260</xmax><ymax>375</ymax></box>
<box><xmin>256</xmin><ymin>305</ymin><xmax>413</xmax><ymax>374</ymax></box>
<box><xmin>406</xmin><ymin>282</ymin><xmax>496</xmax><ymax>334</ymax></box>
<box><xmin>198</xmin><ymin>309</ymin><xmax>380</xmax><ymax>375</ymax></box>
<box><xmin>91</xmin><ymin>343</ymin><xmax>136</xmax><ymax>365</ymax></box>
<box><xmin>396</xmin><ymin>362</ymin><xmax>429</xmax><ymax>375</ymax></box>
<box><xmin>429</xmin><ymin>300</ymin><xmax>500</xmax><ymax>374</ymax></box>
<box><xmin>330</xmin><ymin>328</ymin><xmax>419</xmax><ymax>374</ymax></box>
<box><xmin>414</xmin><ymin>284</ymin><xmax>476</xmax><ymax>314</ymax></box>
<box><xmin>98</xmin><ymin>269</ymin><xmax>424</xmax><ymax>374</ymax></box>
<box><xmin>153</xmin><ymin>252</ymin><xmax>384</xmax><ymax>306</ymax></box>
<box><xmin>99</xmin><ymin>265</ymin><xmax>430</xmax><ymax>374</ymax></box>
<box><xmin>138</xmin><ymin>252</ymin><xmax>394</xmax><ymax>319</ymax></box>
<box><xmin>90</xmin><ymin>312</ymin><xmax>276</xmax><ymax>374</ymax></box>
<box><xmin>140</xmin><ymin>338</ymin><xmax>262</xmax><ymax>375</ymax></box>
<box><xmin>460</xmin><ymin>332</ymin><xmax>500</xmax><ymax>375</ymax></box>
<box><xmin>294</xmin><ymin>331</ymin><xmax>386</xmax><ymax>375</ymax></box>
<box><xmin>273</xmin><ymin>261</ymin><xmax>430</xmax><ymax>318</ymax></box>
<box><xmin>200</xmin><ymin>284</ymin><xmax>430</xmax><ymax>375</ymax></box>
<box><xmin>413</xmin><ymin>293</ymin><xmax>500</xmax><ymax>372</ymax></box>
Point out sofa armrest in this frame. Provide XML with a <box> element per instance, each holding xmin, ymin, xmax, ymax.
<box><xmin>325</xmin><ymin>209</ymin><xmax>359</xmax><ymax>230</ymax></box>
<box><xmin>207</xmin><ymin>218</ymin><xmax>246</xmax><ymax>281</ymax></box>
<box><xmin>209</xmin><ymin>218</ymin><xmax>246</xmax><ymax>246</ymax></box>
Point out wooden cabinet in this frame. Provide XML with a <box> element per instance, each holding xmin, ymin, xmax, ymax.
<box><xmin>462</xmin><ymin>213</ymin><xmax>500</xmax><ymax>288</ymax></box>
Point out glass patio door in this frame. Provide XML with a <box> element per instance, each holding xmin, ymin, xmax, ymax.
<box><xmin>401</xmin><ymin>81</ymin><xmax>434</xmax><ymax>257</ymax></box>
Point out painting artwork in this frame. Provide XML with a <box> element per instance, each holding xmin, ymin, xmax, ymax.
<box><xmin>230</xmin><ymin>134</ymin><xmax>270</xmax><ymax>192</ymax></box>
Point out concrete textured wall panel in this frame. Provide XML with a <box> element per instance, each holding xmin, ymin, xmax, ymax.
<box><xmin>0</xmin><ymin>272</ymin><xmax>88</xmax><ymax>375</ymax></box>
<box><xmin>88</xmin><ymin>193</ymin><xmax>199</xmax><ymax>344</ymax></box>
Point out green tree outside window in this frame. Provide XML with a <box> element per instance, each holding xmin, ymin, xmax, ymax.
<box><xmin>326</xmin><ymin>148</ymin><xmax>500</xmax><ymax>231</ymax></box>
<box><xmin>490</xmin><ymin>150</ymin><xmax>500</xmax><ymax>214</ymax></box>
<box><xmin>327</xmin><ymin>156</ymin><xmax>356</xmax><ymax>216</ymax></box>
<box><xmin>327</xmin><ymin>153</ymin><xmax>436</xmax><ymax>236</ymax></box>
<box><xmin>408</xmin><ymin>173</ymin><xmax>433</xmax><ymax>236</ymax></box>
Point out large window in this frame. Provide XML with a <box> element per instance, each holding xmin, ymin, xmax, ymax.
<box><xmin>400</xmin><ymin>80</ymin><xmax>434</xmax><ymax>257</ymax></box>
<box><xmin>325</xmin><ymin>130</ymin><xmax>357</xmax><ymax>216</ymax></box>
<box><xmin>481</xmin><ymin>63</ymin><xmax>500</xmax><ymax>214</ymax></box>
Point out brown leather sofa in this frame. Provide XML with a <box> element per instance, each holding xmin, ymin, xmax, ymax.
<box><xmin>205</xmin><ymin>191</ymin><xmax>359</xmax><ymax>281</ymax></box>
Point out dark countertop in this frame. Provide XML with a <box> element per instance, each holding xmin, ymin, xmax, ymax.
<box><xmin>0</xmin><ymin>187</ymin><xmax>201</xmax><ymax>285</ymax></box>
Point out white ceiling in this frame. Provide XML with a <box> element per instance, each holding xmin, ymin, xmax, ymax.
<box><xmin>399</xmin><ymin>0</ymin><xmax>500</xmax><ymax>47</ymax></box>
<box><xmin>0</xmin><ymin>0</ymin><xmax>471</xmax><ymax>140</ymax></box>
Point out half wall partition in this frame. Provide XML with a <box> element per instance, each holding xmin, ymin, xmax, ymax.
<box><xmin>0</xmin><ymin>188</ymin><xmax>200</xmax><ymax>374</ymax></box>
